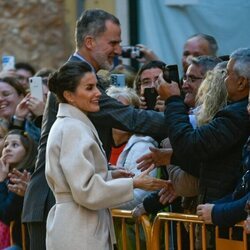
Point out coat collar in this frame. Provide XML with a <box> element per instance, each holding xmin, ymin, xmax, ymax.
<box><xmin>57</xmin><ymin>103</ymin><xmax>104</xmax><ymax>151</ymax></box>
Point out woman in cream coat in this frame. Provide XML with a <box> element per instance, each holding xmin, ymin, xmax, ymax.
<box><xmin>45</xmin><ymin>61</ymin><xmax>167</xmax><ymax>250</ymax></box>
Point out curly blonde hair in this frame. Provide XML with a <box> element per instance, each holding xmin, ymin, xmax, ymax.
<box><xmin>195</xmin><ymin>69</ymin><xmax>227</xmax><ymax>126</ymax></box>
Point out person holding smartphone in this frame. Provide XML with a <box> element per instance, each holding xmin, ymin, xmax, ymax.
<box><xmin>134</xmin><ymin>60</ymin><xmax>167</xmax><ymax>111</ymax></box>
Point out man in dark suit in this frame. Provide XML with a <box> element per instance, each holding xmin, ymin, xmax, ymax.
<box><xmin>22</xmin><ymin>9</ymin><xmax>167</xmax><ymax>249</ymax></box>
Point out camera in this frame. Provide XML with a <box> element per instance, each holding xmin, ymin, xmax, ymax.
<box><xmin>163</xmin><ymin>64</ymin><xmax>180</xmax><ymax>84</ymax></box>
<box><xmin>121</xmin><ymin>46</ymin><xmax>144</xmax><ymax>59</ymax></box>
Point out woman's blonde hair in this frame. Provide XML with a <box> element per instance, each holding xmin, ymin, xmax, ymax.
<box><xmin>195</xmin><ymin>69</ymin><xmax>228</xmax><ymax>126</ymax></box>
<box><xmin>106</xmin><ymin>85</ymin><xmax>140</xmax><ymax>108</ymax></box>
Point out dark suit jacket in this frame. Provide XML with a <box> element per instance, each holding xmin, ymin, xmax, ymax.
<box><xmin>22</xmin><ymin>55</ymin><xmax>168</xmax><ymax>223</ymax></box>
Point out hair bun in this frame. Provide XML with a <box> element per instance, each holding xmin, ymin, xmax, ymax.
<box><xmin>48</xmin><ymin>72</ymin><xmax>59</xmax><ymax>93</ymax></box>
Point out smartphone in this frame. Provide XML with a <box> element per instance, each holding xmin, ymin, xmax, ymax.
<box><xmin>110</xmin><ymin>74</ymin><xmax>125</xmax><ymax>87</ymax></box>
<box><xmin>163</xmin><ymin>64</ymin><xmax>179</xmax><ymax>84</ymax></box>
<box><xmin>2</xmin><ymin>55</ymin><xmax>15</xmax><ymax>71</ymax></box>
<box><xmin>144</xmin><ymin>87</ymin><xmax>158</xmax><ymax>110</ymax></box>
<box><xmin>29</xmin><ymin>77</ymin><xmax>44</xmax><ymax>101</ymax></box>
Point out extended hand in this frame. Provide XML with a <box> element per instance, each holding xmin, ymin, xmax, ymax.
<box><xmin>111</xmin><ymin>168</ymin><xmax>135</xmax><ymax>179</ymax></box>
<box><xmin>135</xmin><ymin>44</ymin><xmax>159</xmax><ymax>63</ymax></box>
<box><xmin>133</xmin><ymin>165</ymin><xmax>168</xmax><ymax>191</ymax></box>
<box><xmin>136</xmin><ymin>147</ymin><xmax>173</xmax><ymax>171</ymax></box>
<box><xmin>159</xmin><ymin>180</ymin><xmax>178</xmax><ymax>204</ymax></box>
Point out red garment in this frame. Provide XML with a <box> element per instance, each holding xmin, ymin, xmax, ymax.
<box><xmin>0</xmin><ymin>221</ymin><xmax>10</xmax><ymax>249</ymax></box>
<box><xmin>109</xmin><ymin>143</ymin><xmax>127</xmax><ymax>165</ymax></box>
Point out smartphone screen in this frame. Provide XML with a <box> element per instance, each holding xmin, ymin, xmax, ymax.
<box><xmin>110</xmin><ymin>74</ymin><xmax>125</xmax><ymax>87</ymax></box>
<box><xmin>163</xmin><ymin>64</ymin><xmax>179</xmax><ymax>84</ymax></box>
<box><xmin>144</xmin><ymin>87</ymin><xmax>158</xmax><ymax>110</ymax></box>
<box><xmin>2</xmin><ymin>55</ymin><xmax>15</xmax><ymax>71</ymax></box>
<box><xmin>29</xmin><ymin>77</ymin><xmax>44</xmax><ymax>101</ymax></box>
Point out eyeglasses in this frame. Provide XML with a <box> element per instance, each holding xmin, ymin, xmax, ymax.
<box><xmin>183</xmin><ymin>74</ymin><xmax>203</xmax><ymax>83</ymax></box>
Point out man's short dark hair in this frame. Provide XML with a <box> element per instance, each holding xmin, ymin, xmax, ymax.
<box><xmin>15</xmin><ymin>62</ymin><xmax>36</xmax><ymax>75</ymax></box>
<box><xmin>75</xmin><ymin>9</ymin><xmax>120</xmax><ymax>49</ymax></box>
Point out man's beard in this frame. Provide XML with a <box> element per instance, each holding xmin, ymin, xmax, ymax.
<box><xmin>94</xmin><ymin>52</ymin><xmax>114</xmax><ymax>71</ymax></box>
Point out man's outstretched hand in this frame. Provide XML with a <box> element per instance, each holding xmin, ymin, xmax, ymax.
<box><xmin>136</xmin><ymin>147</ymin><xmax>173</xmax><ymax>171</ymax></box>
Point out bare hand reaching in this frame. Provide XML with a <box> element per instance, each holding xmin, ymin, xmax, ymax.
<box><xmin>136</xmin><ymin>147</ymin><xmax>173</xmax><ymax>171</ymax></box>
<box><xmin>133</xmin><ymin>165</ymin><xmax>168</xmax><ymax>191</ymax></box>
<box><xmin>111</xmin><ymin>168</ymin><xmax>135</xmax><ymax>179</ymax></box>
<box><xmin>135</xmin><ymin>44</ymin><xmax>160</xmax><ymax>64</ymax></box>
<box><xmin>158</xmin><ymin>180</ymin><xmax>178</xmax><ymax>204</ymax></box>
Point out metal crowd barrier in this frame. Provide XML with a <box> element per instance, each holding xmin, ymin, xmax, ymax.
<box><xmin>151</xmin><ymin>212</ymin><xmax>248</xmax><ymax>250</ymax></box>
<box><xmin>10</xmin><ymin>221</ymin><xmax>27</xmax><ymax>250</ymax></box>
<box><xmin>111</xmin><ymin>209</ymin><xmax>152</xmax><ymax>250</ymax></box>
<box><xmin>111</xmin><ymin>210</ymin><xmax>248</xmax><ymax>250</ymax></box>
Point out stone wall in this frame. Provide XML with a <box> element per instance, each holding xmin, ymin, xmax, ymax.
<box><xmin>0</xmin><ymin>0</ymin><xmax>73</xmax><ymax>72</ymax></box>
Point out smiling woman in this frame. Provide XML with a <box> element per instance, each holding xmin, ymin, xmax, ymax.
<box><xmin>45</xmin><ymin>61</ymin><xmax>168</xmax><ymax>250</ymax></box>
<box><xmin>0</xmin><ymin>77</ymin><xmax>26</xmax><ymax>122</ymax></box>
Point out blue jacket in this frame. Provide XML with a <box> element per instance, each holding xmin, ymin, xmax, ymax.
<box><xmin>212</xmin><ymin>192</ymin><xmax>249</xmax><ymax>227</ymax></box>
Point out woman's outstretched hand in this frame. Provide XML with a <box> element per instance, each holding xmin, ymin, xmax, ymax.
<box><xmin>133</xmin><ymin>165</ymin><xmax>168</xmax><ymax>191</ymax></box>
<box><xmin>111</xmin><ymin>168</ymin><xmax>135</xmax><ymax>179</ymax></box>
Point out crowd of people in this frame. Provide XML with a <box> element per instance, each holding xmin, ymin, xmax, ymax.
<box><xmin>0</xmin><ymin>7</ymin><xmax>249</xmax><ymax>250</ymax></box>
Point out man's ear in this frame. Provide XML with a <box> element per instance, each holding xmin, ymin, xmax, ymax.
<box><xmin>63</xmin><ymin>90</ymin><xmax>74</xmax><ymax>104</ymax></box>
<box><xmin>238</xmin><ymin>76</ymin><xmax>249</xmax><ymax>91</ymax></box>
<box><xmin>84</xmin><ymin>35</ymin><xmax>95</xmax><ymax>50</ymax></box>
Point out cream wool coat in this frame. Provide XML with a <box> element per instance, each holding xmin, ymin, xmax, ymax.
<box><xmin>45</xmin><ymin>103</ymin><xmax>134</xmax><ymax>250</ymax></box>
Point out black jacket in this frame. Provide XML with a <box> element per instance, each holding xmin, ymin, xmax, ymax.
<box><xmin>165</xmin><ymin>96</ymin><xmax>250</xmax><ymax>203</ymax></box>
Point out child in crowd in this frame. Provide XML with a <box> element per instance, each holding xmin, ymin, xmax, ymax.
<box><xmin>0</xmin><ymin>129</ymin><xmax>37</xmax><ymax>250</ymax></box>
